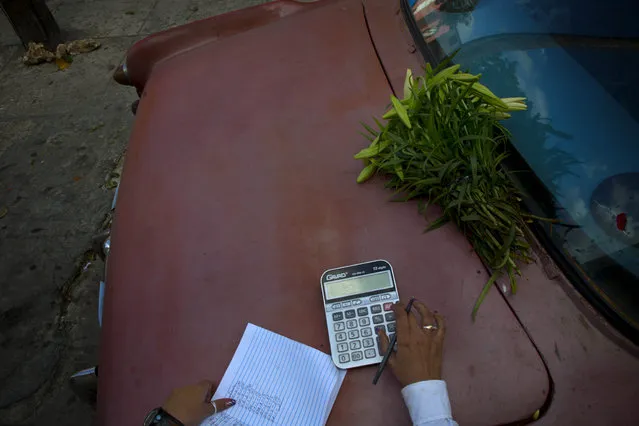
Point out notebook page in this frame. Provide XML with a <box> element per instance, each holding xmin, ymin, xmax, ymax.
<box><xmin>204</xmin><ymin>323</ymin><xmax>347</xmax><ymax>426</ymax></box>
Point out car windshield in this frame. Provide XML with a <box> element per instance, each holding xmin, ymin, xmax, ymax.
<box><xmin>404</xmin><ymin>0</ymin><xmax>639</xmax><ymax>339</ymax></box>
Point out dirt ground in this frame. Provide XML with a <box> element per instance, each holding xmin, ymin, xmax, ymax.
<box><xmin>0</xmin><ymin>1</ymin><xmax>267</xmax><ymax>425</ymax></box>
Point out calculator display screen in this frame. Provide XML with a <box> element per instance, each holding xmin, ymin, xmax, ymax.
<box><xmin>324</xmin><ymin>271</ymin><xmax>393</xmax><ymax>300</ymax></box>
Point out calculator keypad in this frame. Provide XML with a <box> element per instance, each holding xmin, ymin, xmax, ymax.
<box><xmin>329</xmin><ymin>300</ymin><xmax>398</xmax><ymax>366</ymax></box>
<box><xmin>338</xmin><ymin>353</ymin><xmax>350</xmax><ymax>363</ymax></box>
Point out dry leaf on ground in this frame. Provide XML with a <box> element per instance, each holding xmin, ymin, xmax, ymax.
<box><xmin>22</xmin><ymin>39</ymin><xmax>101</xmax><ymax>66</ymax></box>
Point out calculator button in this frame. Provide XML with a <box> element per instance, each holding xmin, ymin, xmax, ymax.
<box><xmin>345</xmin><ymin>310</ymin><xmax>356</xmax><ymax>319</ymax></box>
<box><xmin>383</xmin><ymin>302</ymin><xmax>393</xmax><ymax>311</ymax></box>
<box><xmin>382</xmin><ymin>294</ymin><xmax>391</xmax><ymax>300</ymax></box>
<box><xmin>374</xmin><ymin>325</ymin><xmax>386</xmax><ymax>334</ymax></box>
<box><xmin>352</xmin><ymin>299</ymin><xmax>362</xmax><ymax>305</ymax></box>
<box><xmin>349</xmin><ymin>340</ymin><xmax>361</xmax><ymax>350</ymax></box>
<box><xmin>361</xmin><ymin>327</ymin><xmax>373</xmax><ymax>337</ymax></box>
<box><xmin>346</xmin><ymin>320</ymin><xmax>358</xmax><ymax>329</ymax></box>
<box><xmin>342</xmin><ymin>301</ymin><xmax>352</xmax><ymax>308</ymax></box>
<box><xmin>385</xmin><ymin>312</ymin><xmax>395</xmax><ymax>321</ymax></box>
<box><xmin>332</xmin><ymin>312</ymin><xmax>343</xmax><ymax>321</ymax></box>
<box><xmin>334</xmin><ymin>322</ymin><xmax>345</xmax><ymax>331</ymax></box>
<box><xmin>371</xmin><ymin>305</ymin><xmax>382</xmax><ymax>314</ymax></box>
<box><xmin>347</xmin><ymin>330</ymin><xmax>360</xmax><ymax>339</ymax></box>
<box><xmin>338</xmin><ymin>353</ymin><xmax>350</xmax><ymax>363</ymax></box>
<box><xmin>331</xmin><ymin>303</ymin><xmax>341</xmax><ymax>309</ymax></box>
<box><xmin>365</xmin><ymin>348</ymin><xmax>376</xmax><ymax>359</ymax></box>
<box><xmin>337</xmin><ymin>343</ymin><xmax>348</xmax><ymax>353</ymax></box>
<box><xmin>370</xmin><ymin>296</ymin><xmax>381</xmax><ymax>302</ymax></box>
<box><xmin>335</xmin><ymin>332</ymin><xmax>346</xmax><ymax>342</ymax></box>
<box><xmin>372</xmin><ymin>315</ymin><xmax>384</xmax><ymax>324</ymax></box>
<box><xmin>359</xmin><ymin>317</ymin><xmax>370</xmax><ymax>327</ymax></box>
<box><xmin>362</xmin><ymin>338</ymin><xmax>374</xmax><ymax>348</ymax></box>
<box><xmin>357</xmin><ymin>307</ymin><xmax>368</xmax><ymax>316</ymax></box>
<box><xmin>351</xmin><ymin>351</ymin><xmax>363</xmax><ymax>362</ymax></box>
<box><xmin>387</xmin><ymin>322</ymin><xmax>396</xmax><ymax>333</ymax></box>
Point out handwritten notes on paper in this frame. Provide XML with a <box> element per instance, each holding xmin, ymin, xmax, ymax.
<box><xmin>204</xmin><ymin>324</ymin><xmax>346</xmax><ymax>426</ymax></box>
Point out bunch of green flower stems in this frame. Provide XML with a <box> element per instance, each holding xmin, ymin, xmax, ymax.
<box><xmin>356</xmin><ymin>60</ymin><xmax>543</xmax><ymax>318</ymax></box>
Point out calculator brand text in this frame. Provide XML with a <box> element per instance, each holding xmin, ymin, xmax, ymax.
<box><xmin>326</xmin><ymin>273</ymin><xmax>347</xmax><ymax>281</ymax></box>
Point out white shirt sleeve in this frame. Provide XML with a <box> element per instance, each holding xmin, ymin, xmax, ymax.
<box><xmin>401</xmin><ymin>380</ymin><xmax>458</xmax><ymax>426</ymax></box>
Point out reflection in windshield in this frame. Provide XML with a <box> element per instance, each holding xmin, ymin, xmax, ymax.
<box><xmin>408</xmin><ymin>0</ymin><xmax>639</xmax><ymax>335</ymax></box>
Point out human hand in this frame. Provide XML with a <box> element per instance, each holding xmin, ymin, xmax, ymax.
<box><xmin>378</xmin><ymin>300</ymin><xmax>446</xmax><ymax>387</ymax></box>
<box><xmin>162</xmin><ymin>380</ymin><xmax>235</xmax><ymax>426</ymax></box>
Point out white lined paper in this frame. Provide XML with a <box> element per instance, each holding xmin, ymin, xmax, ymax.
<box><xmin>204</xmin><ymin>323</ymin><xmax>347</xmax><ymax>426</ymax></box>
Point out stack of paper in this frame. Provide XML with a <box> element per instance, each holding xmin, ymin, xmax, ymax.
<box><xmin>205</xmin><ymin>324</ymin><xmax>347</xmax><ymax>426</ymax></box>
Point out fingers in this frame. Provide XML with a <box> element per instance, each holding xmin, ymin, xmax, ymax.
<box><xmin>406</xmin><ymin>303</ymin><xmax>420</xmax><ymax>333</ymax></box>
<box><xmin>198</xmin><ymin>380</ymin><xmax>215</xmax><ymax>403</ymax></box>
<box><xmin>197</xmin><ymin>380</ymin><xmax>236</xmax><ymax>416</ymax></box>
<box><xmin>391</xmin><ymin>302</ymin><xmax>410</xmax><ymax>345</ymax></box>
<box><xmin>376</xmin><ymin>329</ymin><xmax>395</xmax><ymax>367</ymax></box>
<box><xmin>211</xmin><ymin>398</ymin><xmax>237</xmax><ymax>414</ymax></box>
<box><xmin>413</xmin><ymin>301</ymin><xmax>436</xmax><ymax>329</ymax></box>
<box><xmin>433</xmin><ymin>312</ymin><xmax>446</xmax><ymax>341</ymax></box>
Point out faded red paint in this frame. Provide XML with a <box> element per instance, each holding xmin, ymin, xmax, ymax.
<box><xmin>100</xmin><ymin>0</ymin><xmax>639</xmax><ymax>425</ymax></box>
<box><xmin>122</xmin><ymin>0</ymin><xmax>323</xmax><ymax>91</ymax></box>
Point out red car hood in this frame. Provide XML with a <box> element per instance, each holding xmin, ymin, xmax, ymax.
<box><xmin>98</xmin><ymin>1</ymin><xmax>548</xmax><ymax>425</ymax></box>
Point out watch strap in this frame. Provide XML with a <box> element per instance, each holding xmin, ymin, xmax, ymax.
<box><xmin>144</xmin><ymin>407</ymin><xmax>184</xmax><ymax>426</ymax></box>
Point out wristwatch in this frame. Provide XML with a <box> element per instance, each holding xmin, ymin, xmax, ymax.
<box><xmin>143</xmin><ymin>407</ymin><xmax>184</xmax><ymax>426</ymax></box>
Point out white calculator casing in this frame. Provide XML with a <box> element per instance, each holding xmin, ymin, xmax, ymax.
<box><xmin>320</xmin><ymin>260</ymin><xmax>399</xmax><ymax>369</ymax></box>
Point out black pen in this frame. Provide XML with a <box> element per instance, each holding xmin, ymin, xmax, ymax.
<box><xmin>372</xmin><ymin>297</ymin><xmax>415</xmax><ymax>385</ymax></box>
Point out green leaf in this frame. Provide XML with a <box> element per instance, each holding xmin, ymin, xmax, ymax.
<box><xmin>431</xmin><ymin>49</ymin><xmax>458</xmax><ymax>75</ymax></box>
<box><xmin>353</xmin><ymin>137</ymin><xmax>388</xmax><ymax>159</ymax></box>
<box><xmin>382</xmin><ymin>108</ymin><xmax>397</xmax><ymax>119</ymax></box>
<box><xmin>508</xmin><ymin>264</ymin><xmax>518</xmax><ymax>294</ymax></box>
<box><xmin>356</xmin><ymin>164</ymin><xmax>376</xmax><ymax>183</ymax></box>
<box><xmin>466</xmin><ymin>81</ymin><xmax>509</xmax><ymax>109</ymax></box>
<box><xmin>429</xmin><ymin>64</ymin><xmax>461</xmax><ymax>87</ymax></box>
<box><xmin>403</xmin><ymin>68</ymin><xmax>414</xmax><ymax>100</ymax></box>
<box><xmin>391</xmin><ymin>95</ymin><xmax>411</xmax><ymax>128</ymax></box>
<box><xmin>361</xmin><ymin>122</ymin><xmax>378</xmax><ymax>137</ymax></box>
<box><xmin>373</xmin><ymin>117</ymin><xmax>386</xmax><ymax>131</ymax></box>
<box><xmin>423</xmin><ymin>216</ymin><xmax>449</xmax><ymax>233</ymax></box>
<box><xmin>472</xmin><ymin>271</ymin><xmax>500</xmax><ymax>321</ymax></box>
<box><xmin>494</xmin><ymin>224</ymin><xmax>516</xmax><ymax>269</ymax></box>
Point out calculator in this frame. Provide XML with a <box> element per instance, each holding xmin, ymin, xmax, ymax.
<box><xmin>321</xmin><ymin>260</ymin><xmax>400</xmax><ymax>369</ymax></box>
